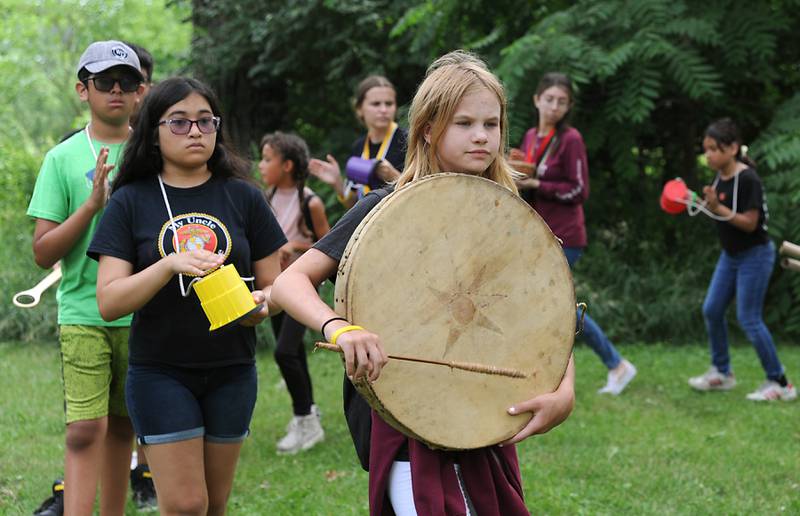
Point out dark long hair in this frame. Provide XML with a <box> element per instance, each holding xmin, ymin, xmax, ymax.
<box><xmin>260</xmin><ymin>131</ymin><xmax>314</xmax><ymax>238</ymax></box>
<box><xmin>113</xmin><ymin>77</ymin><xmax>251</xmax><ymax>192</ymax></box>
<box><xmin>704</xmin><ymin>117</ymin><xmax>756</xmax><ymax>168</ymax></box>
<box><xmin>534</xmin><ymin>72</ymin><xmax>574</xmax><ymax>136</ymax></box>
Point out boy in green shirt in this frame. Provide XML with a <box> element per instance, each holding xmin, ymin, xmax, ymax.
<box><xmin>27</xmin><ymin>40</ymin><xmax>144</xmax><ymax>516</ymax></box>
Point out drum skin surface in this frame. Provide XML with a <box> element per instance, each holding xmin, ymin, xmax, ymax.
<box><xmin>335</xmin><ymin>174</ymin><xmax>575</xmax><ymax>449</ymax></box>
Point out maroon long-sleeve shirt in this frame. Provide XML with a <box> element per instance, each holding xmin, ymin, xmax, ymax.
<box><xmin>520</xmin><ymin>126</ymin><xmax>589</xmax><ymax>247</ymax></box>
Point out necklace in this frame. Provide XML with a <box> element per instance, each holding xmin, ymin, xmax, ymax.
<box><xmin>84</xmin><ymin>123</ymin><xmax>129</xmax><ymax>168</ymax></box>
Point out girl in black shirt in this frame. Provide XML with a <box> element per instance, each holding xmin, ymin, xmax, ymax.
<box><xmin>687</xmin><ymin>118</ymin><xmax>795</xmax><ymax>401</ymax></box>
<box><xmin>89</xmin><ymin>77</ymin><xmax>285</xmax><ymax>513</ymax></box>
<box><xmin>309</xmin><ymin>75</ymin><xmax>407</xmax><ymax>208</ymax></box>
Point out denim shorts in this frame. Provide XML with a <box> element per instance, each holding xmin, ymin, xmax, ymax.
<box><xmin>126</xmin><ymin>362</ymin><xmax>257</xmax><ymax>445</ymax></box>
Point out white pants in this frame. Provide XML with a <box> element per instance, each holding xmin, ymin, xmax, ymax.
<box><xmin>387</xmin><ymin>461</ymin><xmax>474</xmax><ymax>516</ymax></box>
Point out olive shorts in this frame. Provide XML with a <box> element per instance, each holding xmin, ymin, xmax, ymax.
<box><xmin>60</xmin><ymin>325</ymin><xmax>129</xmax><ymax>423</ymax></box>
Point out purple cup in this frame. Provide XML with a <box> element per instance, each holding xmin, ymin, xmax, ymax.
<box><xmin>346</xmin><ymin>157</ymin><xmax>381</xmax><ymax>188</ymax></box>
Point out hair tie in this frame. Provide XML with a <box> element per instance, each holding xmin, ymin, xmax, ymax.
<box><xmin>320</xmin><ymin>316</ymin><xmax>348</xmax><ymax>339</ymax></box>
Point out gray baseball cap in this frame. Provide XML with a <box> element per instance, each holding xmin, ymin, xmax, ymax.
<box><xmin>77</xmin><ymin>40</ymin><xmax>143</xmax><ymax>80</ymax></box>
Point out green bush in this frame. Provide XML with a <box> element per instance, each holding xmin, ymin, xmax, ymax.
<box><xmin>0</xmin><ymin>142</ymin><xmax>58</xmax><ymax>342</ymax></box>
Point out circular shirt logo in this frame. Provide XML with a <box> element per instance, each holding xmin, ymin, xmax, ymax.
<box><xmin>158</xmin><ymin>212</ymin><xmax>231</xmax><ymax>276</ymax></box>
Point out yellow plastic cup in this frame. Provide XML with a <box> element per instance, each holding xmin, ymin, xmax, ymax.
<box><xmin>193</xmin><ymin>264</ymin><xmax>260</xmax><ymax>331</ymax></box>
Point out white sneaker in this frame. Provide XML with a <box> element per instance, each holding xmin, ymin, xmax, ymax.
<box><xmin>276</xmin><ymin>412</ymin><xmax>325</xmax><ymax>454</ymax></box>
<box><xmin>745</xmin><ymin>381</ymin><xmax>798</xmax><ymax>401</ymax></box>
<box><xmin>284</xmin><ymin>404</ymin><xmax>322</xmax><ymax>432</ymax></box>
<box><xmin>688</xmin><ymin>366</ymin><xmax>736</xmax><ymax>391</ymax></box>
<box><xmin>598</xmin><ymin>359</ymin><xmax>637</xmax><ymax>395</ymax></box>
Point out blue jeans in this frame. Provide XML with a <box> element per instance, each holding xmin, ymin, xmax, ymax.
<box><xmin>563</xmin><ymin>247</ymin><xmax>622</xmax><ymax>370</ymax></box>
<box><xmin>703</xmin><ymin>241</ymin><xmax>784</xmax><ymax>380</ymax></box>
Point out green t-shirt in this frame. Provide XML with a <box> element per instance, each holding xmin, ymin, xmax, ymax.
<box><xmin>26</xmin><ymin>129</ymin><xmax>132</xmax><ymax>326</ymax></box>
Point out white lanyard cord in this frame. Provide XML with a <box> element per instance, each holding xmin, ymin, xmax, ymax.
<box><xmin>85</xmin><ymin>123</ymin><xmax>99</xmax><ymax>162</ymax></box>
<box><xmin>683</xmin><ymin>171</ymin><xmax>738</xmax><ymax>222</ymax></box>
<box><xmin>158</xmin><ymin>175</ymin><xmax>201</xmax><ymax>297</ymax></box>
<box><xmin>85</xmin><ymin>123</ymin><xmax>130</xmax><ymax>163</ymax></box>
<box><xmin>157</xmin><ymin>175</ymin><xmax>254</xmax><ymax>297</ymax></box>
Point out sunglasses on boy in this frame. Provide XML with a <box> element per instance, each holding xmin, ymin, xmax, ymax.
<box><xmin>158</xmin><ymin>117</ymin><xmax>221</xmax><ymax>135</ymax></box>
<box><xmin>86</xmin><ymin>74</ymin><xmax>142</xmax><ymax>93</ymax></box>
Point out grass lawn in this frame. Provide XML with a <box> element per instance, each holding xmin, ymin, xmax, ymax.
<box><xmin>0</xmin><ymin>339</ymin><xmax>798</xmax><ymax>515</ymax></box>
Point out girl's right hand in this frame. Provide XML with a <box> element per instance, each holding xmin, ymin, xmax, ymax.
<box><xmin>309</xmin><ymin>154</ymin><xmax>343</xmax><ymax>189</ymax></box>
<box><xmin>702</xmin><ymin>185</ymin><xmax>720</xmax><ymax>211</ymax></box>
<box><xmin>508</xmin><ymin>148</ymin><xmax>526</xmax><ymax>162</ymax></box>
<box><xmin>167</xmin><ymin>250</ymin><xmax>226</xmax><ymax>276</ymax></box>
<box><xmin>87</xmin><ymin>147</ymin><xmax>114</xmax><ymax>212</ymax></box>
<box><xmin>333</xmin><ymin>327</ymin><xmax>388</xmax><ymax>382</ymax></box>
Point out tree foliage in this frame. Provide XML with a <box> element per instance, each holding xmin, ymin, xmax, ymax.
<box><xmin>0</xmin><ymin>0</ymin><xmax>191</xmax><ymax>341</ymax></box>
<box><xmin>5</xmin><ymin>1</ymin><xmax>798</xmax><ymax>342</ymax></box>
<box><xmin>188</xmin><ymin>0</ymin><xmax>800</xmax><ymax>342</ymax></box>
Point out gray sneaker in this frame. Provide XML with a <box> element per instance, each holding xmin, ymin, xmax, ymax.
<box><xmin>745</xmin><ymin>381</ymin><xmax>797</xmax><ymax>401</ymax></box>
<box><xmin>277</xmin><ymin>412</ymin><xmax>325</xmax><ymax>454</ymax></box>
<box><xmin>688</xmin><ymin>366</ymin><xmax>736</xmax><ymax>391</ymax></box>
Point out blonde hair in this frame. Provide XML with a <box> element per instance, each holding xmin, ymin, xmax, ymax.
<box><xmin>396</xmin><ymin>51</ymin><xmax>517</xmax><ymax>193</ymax></box>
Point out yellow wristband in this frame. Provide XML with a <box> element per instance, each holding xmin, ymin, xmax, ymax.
<box><xmin>330</xmin><ymin>325</ymin><xmax>364</xmax><ymax>347</ymax></box>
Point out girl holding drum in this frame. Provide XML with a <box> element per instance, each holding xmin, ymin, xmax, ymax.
<box><xmin>687</xmin><ymin>118</ymin><xmax>796</xmax><ymax>401</ymax></box>
<box><xmin>510</xmin><ymin>72</ymin><xmax>637</xmax><ymax>395</ymax></box>
<box><xmin>309</xmin><ymin>76</ymin><xmax>408</xmax><ymax>208</ymax></box>
<box><xmin>273</xmin><ymin>51</ymin><xmax>575</xmax><ymax>515</ymax></box>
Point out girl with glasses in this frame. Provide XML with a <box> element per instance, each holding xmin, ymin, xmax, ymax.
<box><xmin>87</xmin><ymin>77</ymin><xmax>286</xmax><ymax>514</ymax></box>
<box><xmin>510</xmin><ymin>72</ymin><xmax>637</xmax><ymax>396</ymax></box>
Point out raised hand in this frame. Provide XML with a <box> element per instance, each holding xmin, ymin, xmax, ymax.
<box><xmin>702</xmin><ymin>185</ymin><xmax>719</xmax><ymax>210</ymax></box>
<box><xmin>87</xmin><ymin>147</ymin><xmax>115</xmax><ymax>211</ymax></box>
<box><xmin>309</xmin><ymin>154</ymin><xmax>343</xmax><ymax>189</ymax></box>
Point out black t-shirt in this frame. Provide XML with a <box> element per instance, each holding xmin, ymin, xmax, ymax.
<box><xmin>714</xmin><ymin>168</ymin><xmax>769</xmax><ymax>254</ymax></box>
<box><xmin>88</xmin><ymin>175</ymin><xmax>286</xmax><ymax>368</ymax></box>
<box><xmin>349</xmin><ymin>127</ymin><xmax>408</xmax><ymax>187</ymax></box>
<box><xmin>313</xmin><ymin>187</ymin><xmax>398</xmax><ymax>470</ymax></box>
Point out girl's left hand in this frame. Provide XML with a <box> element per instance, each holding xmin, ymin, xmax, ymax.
<box><xmin>702</xmin><ymin>186</ymin><xmax>719</xmax><ymax>211</ymax></box>
<box><xmin>501</xmin><ymin>378</ymin><xmax>575</xmax><ymax>445</ymax></box>
<box><xmin>374</xmin><ymin>160</ymin><xmax>400</xmax><ymax>182</ymax></box>
<box><xmin>516</xmin><ymin>177</ymin><xmax>540</xmax><ymax>190</ymax></box>
<box><xmin>240</xmin><ymin>289</ymin><xmax>270</xmax><ymax>326</ymax></box>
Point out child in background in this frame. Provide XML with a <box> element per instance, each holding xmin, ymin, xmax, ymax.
<box><xmin>28</xmin><ymin>40</ymin><xmax>144</xmax><ymax>516</ymax></box>
<box><xmin>510</xmin><ymin>72</ymin><xmax>637</xmax><ymax>395</ymax></box>
<box><xmin>309</xmin><ymin>76</ymin><xmax>407</xmax><ymax>208</ymax></box>
<box><xmin>259</xmin><ymin>131</ymin><xmax>330</xmax><ymax>453</ymax></box>
<box><xmin>688</xmin><ymin>118</ymin><xmax>796</xmax><ymax>401</ymax></box>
